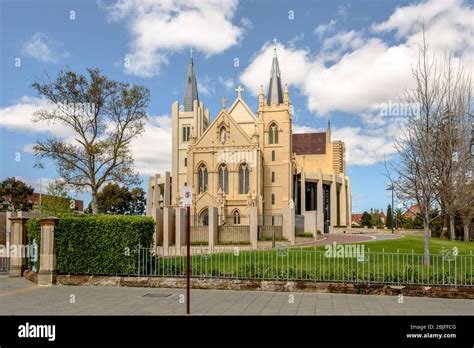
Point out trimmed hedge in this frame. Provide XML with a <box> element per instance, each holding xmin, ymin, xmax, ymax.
<box><xmin>55</xmin><ymin>215</ymin><xmax>154</xmax><ymax>275</ymax></box>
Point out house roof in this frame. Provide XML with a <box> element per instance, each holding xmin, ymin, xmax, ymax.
<box><xmin>352</xmin><ymin>214</ymin><xmax>363</xmax><ymax>223</ymax></box>
<box><xmin>292</xmin><ymin>132</ymin><xmax>326</xmax><ymax>155</ymax></box>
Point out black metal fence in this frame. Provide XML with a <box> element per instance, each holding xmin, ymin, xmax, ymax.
<box><xmin>135</xmin><ymin>246</ymin><xmax>474</xmax><ymax>287</ymax></box>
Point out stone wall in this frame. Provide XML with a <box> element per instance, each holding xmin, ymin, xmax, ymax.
<box><xmin>218</xmin><ymin>226</ymin><xmax>250</xmax><ymax>244</ymax></box>
<box><xmin>55</xmin><ymin>274</ymin><xmax>474</xmax><ymax>299</ymax></box>
<box><xmin>190</xmin><ymin>226</ymin><xmax>209</xmax><ymax>243</ymax></box>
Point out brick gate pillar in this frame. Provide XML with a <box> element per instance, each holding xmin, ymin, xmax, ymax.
<box><xmin>38</xmin><ymin>217</ymin><xmax>59</xmax><ymax>286</ymax></box>
<box><xmin>8</xmin><ymin>216</ymin><xmax>29</xmax><ymax>277</ymax></box>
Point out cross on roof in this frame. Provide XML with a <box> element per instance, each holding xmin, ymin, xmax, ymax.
<box><xmin>235</xmin><ymin>85</ymin><xmax>244</xmax><ymax>98</ymax></box>
<box><xmin>273</xmin><ymin>38</ymin><xmax>278</xmax><ymax>46</ymax></box>
<box><xmin>221</xmin><ymin>96</ymin><xmax>227</xmax><ymax>109</ymax></box>
<box><xmin>189</xmin><ymin>47</ymin><xmax>194</xmax><ymax>57</ymax></box>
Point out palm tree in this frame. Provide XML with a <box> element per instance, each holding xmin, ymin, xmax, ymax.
<box><xmin>394</xmin><ymin>208</ymin><xmax>404</xmax><ymax>229</ymax></box>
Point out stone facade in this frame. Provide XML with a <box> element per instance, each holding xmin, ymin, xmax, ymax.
<box><xmin>147</xmin><ymin>45</ymin><xmax>352</xmax><ymax>245</ymax></box>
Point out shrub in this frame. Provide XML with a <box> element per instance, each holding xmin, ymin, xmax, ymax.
<box><xmin>55</xmin><ymin>215</ymin><xmax>154</xmax><ymax>275</ymax></box>
<box><xmin>26</xmin><ymin>217</ymin><xmax>41</xmax><ymax>270</ymax></box>
<box><xmin>296</xmin><ymin>232</ymin><xmax>313</xmax><ymax>238</ymax></box>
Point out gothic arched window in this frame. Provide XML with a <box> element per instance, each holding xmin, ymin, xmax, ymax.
<box><xmin>239</xmin><ymin>163</ymin><xmax>250</xmax><ymax>194</ymax></box>
<box><xmin>199</xmin><ymin>209</ymin><xmax>209</xmax><ymax>226</ymax></box>
<box><xmin>269</xmin><ymin>123</ymin><xmax>279</xmax><ymax>144</ymax></box>
<box><xmin>233</xmin><ymin>210</ymin><xmax>241</xmax><ymax>225</ymax></box>
<box><xmin>218</xmin><ymin>163</ymin><xmax>229</xmax><ymax>194</ymax></box>
<box><xmin>198</xmin><ymin>164</ymin><xmax>208</xmax><ymax>193</ymax></box>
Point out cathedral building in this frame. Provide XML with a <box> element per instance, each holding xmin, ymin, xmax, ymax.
<box><xmin>147</xmin><ymin>45</ymin><xmax>351</xmax><ymax>244</ymax></box>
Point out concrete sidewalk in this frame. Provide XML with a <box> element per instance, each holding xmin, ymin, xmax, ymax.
<box><xmin>0</xmin><ymin>276</ymin><xmax>472</xmax><ymax>315</ymax></box>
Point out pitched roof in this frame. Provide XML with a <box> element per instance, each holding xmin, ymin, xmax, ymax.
<box><xmin>267</xmin><ymin>46</ymin><xmax>283</xmax><ymax>105</ymax></box>
<box><xmin>352</xmin><ymin>214</ymin><xmax>363</xmax><ymax>224</ymax></box>
<box><xmin>292</xmin><ymin>132</ymin><xmax>326</xmax><ymax>155</ymax></box>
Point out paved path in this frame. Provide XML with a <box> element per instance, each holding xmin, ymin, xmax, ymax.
<box><xmin>0</xmin><ymin>276</ymin><xmax>471</xmax><ymax>315</ymax></box>
<box><xmin>291</xmin><ymin>233</ymin><xmax>401</xmax><ymax>248</ymax></box>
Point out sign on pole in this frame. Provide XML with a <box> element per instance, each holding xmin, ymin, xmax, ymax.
<box><xmin>182</xmin><ymin>186</ymin><xmax>192</xmax><ymax>207</ymax></box>
<box><xmin>183</xmin><ymin>185</ymin><xmax>192</xmax><ymax>315</ymax></box>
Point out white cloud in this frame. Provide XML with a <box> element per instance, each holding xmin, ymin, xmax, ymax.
<box><xmin>240</xmin><ymin>42</ymin><xmax>310</xmax><ymax>97</ymax></box>
<box><xmin>21</xmin><ymin>32</ymin><xmax>68</xmax><ymax>64</ymax></box>
<box><xmin>332</xmin><ymin>126</ymin><xmax>397</xmax><ymax>166</ymax></box>
<box><xmin>292</xmin><ymin>124</ymin><xmax>325</xmax><ymax>134</ymax></box>
<box><xmin>0</xmin><ymin>96</ymin><xmax>73</xmax><ymax>136</ymax></box>
<box><xmin>319</xmin><ymin>30</ymin><xmax>365</xmax><ymax>62</ymax></box>
<box><xmin>240</xmin><ymin>0</ymin><xmax>473</xmax><ymax>117</ymax></box>
<box><xmin>217</xmin><ymin>76</ymin><xmax>234</xmax><ymax>90</ymax></box>
<box><xmin>130</xmin><ymin>115</ymin><xmax>172</xmax><ymax>176</ymax></box>
<box><xmin>314</xmin><ymin>19</ymin><xmax>337</xmax><ymax>38</ymax></box>
<box><xmin>372</xmin><ymin>0</ymin><xmax>473</xmax><ymax>56</ymax></box>
<box><xmin>293</xmin><ymin>122</ymin><xmax>399</xmax><ymax>166</ymax></box>
<box><xmin>240</xmin><ymin>17</ymin><xmax>253</xmax><ymax>30</ymax></box>
<box><xmin>0</xmin><ymin>96</ymin><xmax>172</xmax><ymax>176</ymax></box>
<box><xmin>102</xmin><ymin>0</ymin><xmax>244</xmax><ymax>77</ymax></box>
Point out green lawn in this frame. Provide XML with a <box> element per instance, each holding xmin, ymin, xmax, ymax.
<box><xmin>306</xmin><ymin>236</ymin><xmax>473</xmax><ymax>255</ymax></box>
<box><xmin>137</xmin><ymin>236</ymin><xmax>473</xmax><ymax>286</ymax></box>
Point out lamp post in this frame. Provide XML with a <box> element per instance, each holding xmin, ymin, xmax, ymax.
<box><xmin>386</xmin><ymin>184</ymin><xmax>395</xmax><ymax>234</ymax></box>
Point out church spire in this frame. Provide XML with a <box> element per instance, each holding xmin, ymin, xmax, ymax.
<box><xmin>267</xmin><ymin>38</ymin><xmax>283</xmax><ymax>106</ymax></box>
<box><xmin>183</xmin><ymin>50</ymin><xmax>199</xmax><ymax>112</ymax></box>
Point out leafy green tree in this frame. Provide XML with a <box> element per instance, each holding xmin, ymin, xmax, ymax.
<box><xmin>31</xmin><ymin>68</ymin><xmax>150</xmax><ymax>214</ymax></box>
<box><xmin>371</xmin><ymin>209</ymin><xmax>382</xmax><ymax>227</ymax></box>
<box><xmin>37</xmin><ymin>180</ymin><xmax>74</xmax><ymax>216</ymax></box>
<box><xmin>386</xmin><ymin>204</ymin><xmax>393</xmax><ymax>229</ymax></box>
<box><xmin>0</xmin><ymin>177</ymin><xmax>34</xmax><ymax>211</ymax></box>
<box><xmin>360</xmin><ymin>211</ymin><xmax>372</xmax><ymax>227</ymax></box>
<box><xmin>94</xmin><ymin>183</ymin><xmax>146</xmax><ymax>215</ymax></box>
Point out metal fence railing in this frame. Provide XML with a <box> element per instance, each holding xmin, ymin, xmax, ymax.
<box><xmin>134</xmin><ymin>246</ymin><xmax>473</xmax><ymax>287</ymax></box>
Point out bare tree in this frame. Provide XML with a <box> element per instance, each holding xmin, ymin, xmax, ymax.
<box><xmin>390</xmin><ymin>27</ymin><xmax>443</xmax><ymax>266</ymax></box>
<box><xmin>434</xmin><ymin>53</ymin><xmax>472</xmax><ymax>240</ymax></box>
<box><xmin>31</xmin><ymin>68</ymin><xmax>150</xmax><ymax>214</ymax></box>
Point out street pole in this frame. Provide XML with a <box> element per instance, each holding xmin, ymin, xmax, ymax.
<box><xmin>186</xmin><ymin>205</ymin><xmax>190</xmax><ymax>315</ymax></box>
<box><xmin>391</xmin><ymin>185</ymin><xmax>394</xmax><ymax>234</ymax></box>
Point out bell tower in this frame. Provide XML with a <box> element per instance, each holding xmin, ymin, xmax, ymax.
<box><xmin>258</xmin><ymin>40</ymin><xmax>293</xmax><ymax>214</ymax></box>
<box><xmin>171</xmin><ymin>51</ymin><xmax>210</xmax><ymax>205</ymax></box>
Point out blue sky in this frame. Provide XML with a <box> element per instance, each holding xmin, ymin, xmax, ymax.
<box><xmin>0</xmin><ymin>0</ymin><xmax>472</xmax><ymax>213</ymax></box>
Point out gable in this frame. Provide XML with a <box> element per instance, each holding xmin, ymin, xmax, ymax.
<box><xmin>228</xmin><ymin>97</ymin><xmax>257</xmax><ymax>137</ymax></box>
<box><xmin>195</xmin><ymin>191</ymin><xmax>218</xmax><ymax>207</ymax></box>
<box><xmin>194</xmin><ymin>109</ymin><xmax>254</xmax><ymax>148</ymax></box>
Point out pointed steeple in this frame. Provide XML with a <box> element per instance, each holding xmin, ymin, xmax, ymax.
<box><xmin>183</xmin><ymin>52</ymin><xmax>199</xmax><ymax>112</ymax></box>
<box><xmin>267</xmin><ymin>39</ymin><xmax>283</xmax><ymax>106</ymax></box>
